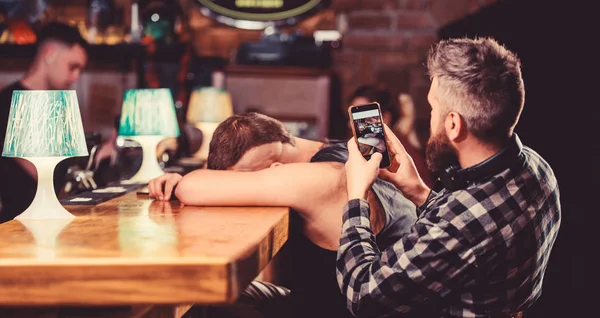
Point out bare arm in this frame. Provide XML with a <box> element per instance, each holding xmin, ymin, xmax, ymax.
<box><xmin>175</xmin><ymin>162</ymin><xmax>346</xmax><ymax>213</ymax></box>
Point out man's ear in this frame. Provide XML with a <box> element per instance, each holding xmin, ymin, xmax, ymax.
<box><xmin>269</xmin><ymin>162</ymin><xmax>283</xmax><ymax>169</ymax></box>
<box><xmin>444</xmin><ymin>111</ymin><xmax>466</xmax><ymax>142</ymax></box>
<box><xmin>41</xmin><ymin>43</ymin><xmax>59</xmax><ymax>64</ymax></box>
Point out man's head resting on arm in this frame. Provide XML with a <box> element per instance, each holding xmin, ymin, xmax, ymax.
<box><xmin>207</xmin><ymin>112</ymin><xmax>296</xmax><ymax>171</ymax></box>
<box><xmin>148</xmin><ymin>112</ymin><xmax>300</xmax><ymax>200</ymax></box>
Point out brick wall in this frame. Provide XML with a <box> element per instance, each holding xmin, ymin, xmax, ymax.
<box><xmin>331</xmin><ymin>0</ymin><xmax>498</xmax><ymax>120</ymax></box>
<box><xmin>182</xmin><ymin>0</ymin><xmax>499</xmax><ymax>123</ymax></box>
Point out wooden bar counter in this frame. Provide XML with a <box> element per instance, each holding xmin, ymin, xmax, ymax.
<box><xmin>0</xmin><ymin>191</ymin><xmax>289</xmax><ymax>307</ymax></box>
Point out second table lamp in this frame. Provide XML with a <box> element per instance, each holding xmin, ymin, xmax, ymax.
<box><xmin>118</xmin><ymin>88</ymin><xmax>180</xmax><ymax>184</ymax></box>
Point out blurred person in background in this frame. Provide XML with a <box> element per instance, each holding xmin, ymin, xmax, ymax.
<box><xmin>394</xmin><ymin>92</ymin><xmax>424</xmax><ymax>152</ymax></box>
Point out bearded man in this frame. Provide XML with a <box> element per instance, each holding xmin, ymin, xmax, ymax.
<box><xmin>337</xmin><ymin>37</ymin><xmax>561</xmax><ymax>318</ymax></box>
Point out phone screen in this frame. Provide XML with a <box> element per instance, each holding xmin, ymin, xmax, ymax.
<box><xmin>350</xmin><ymin>103</ymin><xmax>391</xmax><ymax>168</ymax></box>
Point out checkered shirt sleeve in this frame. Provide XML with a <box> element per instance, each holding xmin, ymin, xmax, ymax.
<box><xmin>337</xmin><ymin>198</ymin><xmax>476</xmax><ymax>317</ymax></box>
<box><xmin>336</xmin><ymin>147</ymin><xmax>561</xmax><ymax>317</ymax></box>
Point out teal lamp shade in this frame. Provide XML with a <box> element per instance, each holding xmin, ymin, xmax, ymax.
<box><xmin>1</xmin><ymin>90</ymin><xmax>88</xmax><ymax>220</ymax></box>
<box><xmin>118</xmin><ymin>88</ymin><xmax>180</xmax><ymax>184</ymax></box>
<box><xmin>2</xmin><ymin>90</ymin><xmax>88</xmax><ymax>158</ymax></box>
<box><xmin>118</xmin><ymin>88</ymin><xmax>180</xmax><ymax>137</ymax></box>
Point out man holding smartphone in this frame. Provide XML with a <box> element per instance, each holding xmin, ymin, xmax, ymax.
<box><xmin>338</xmin><ymin>37</ymin><xmax>561</xmax><ymax>317</ymax></box>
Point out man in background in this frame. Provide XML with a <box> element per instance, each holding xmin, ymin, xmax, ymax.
<box><xmin>0</xmin><ymin>22</ymin><xmax>87</xmax><ymax>222</ymax></box>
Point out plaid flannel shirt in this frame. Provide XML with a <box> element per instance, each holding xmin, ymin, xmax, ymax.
<box><xmin>337</xmin><ymin>142</ymin><xmax>561</xmax><ymax>317</ymax></box>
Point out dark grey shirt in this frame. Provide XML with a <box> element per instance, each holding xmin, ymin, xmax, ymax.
<box><xmin>287</xmin><ymin>142</ymin><xmax>417</xmax><ymax>318</ymax></box>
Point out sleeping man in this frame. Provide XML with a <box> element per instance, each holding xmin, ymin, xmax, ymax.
<box><xmin>148</xmin><ymin>112</ymin><xmax>418</xmax><ymax>318</ymax></box>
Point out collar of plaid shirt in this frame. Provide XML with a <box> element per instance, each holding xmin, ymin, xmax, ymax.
<box><xmin>437</xmin><ymin>133</ymin><xmax>524</xmax><ymax>191</ymax></box>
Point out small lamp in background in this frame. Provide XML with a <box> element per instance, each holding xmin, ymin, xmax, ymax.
<box><xmin>2</xmin><ymin>90</ymin><xmax>88</xmax><ymax>220</ymax></box>
<box><xmin>118</xmin><ymin>88</ymin><xmax>180</xmax><ymax>184</ymax></box>
<box><xmin>186</xmin><ymin>87</ymin><xmax>234</xmax><ymax>159</ymax></box>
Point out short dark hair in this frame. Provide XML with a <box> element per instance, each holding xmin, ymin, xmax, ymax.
<box><xmin>207</xmin><ymin>112</ymin><xmax>295</xmax><ymax>170</ymax></box>
<box><xmin>36</xmin><ymin>22</ymin><xmax>88</xmax><ymax>52</ymax></box>
<box><xmin>350</xmin><ymin>85</ymin><xmax>399</xmax><ymax>125</ymax></box>
<box><xmin>426</xmin><ymin>37</ymin><xmax>524</xmax><ymax>144</ymax></box>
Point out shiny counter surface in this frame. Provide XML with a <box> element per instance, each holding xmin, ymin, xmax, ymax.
<box><xmin>0</xmin><ymin>191</ymin><xmax>289</xmax><ymax>306</ymax></box>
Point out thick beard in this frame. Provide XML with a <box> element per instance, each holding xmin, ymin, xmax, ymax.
<box><xmin>425</xmin><ymin>129</ymin><xmax>459</xmax><ymax>173</ymax></box>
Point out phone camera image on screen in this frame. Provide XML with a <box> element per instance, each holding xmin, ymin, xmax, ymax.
<box><xmin>350</xmin><ymin>104</ymin><xmax>390</xmax><ymax>168</ymax></box>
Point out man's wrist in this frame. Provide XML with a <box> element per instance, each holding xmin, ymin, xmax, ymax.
<box><xmin>347</xmin><ymin>188</ymin><xmax>368</xmax><ymax>201</ymax></box>
<box><xmin>407</xmin><ymin>182</ymin><xmax>431</xmax><ymax>207</ymax></box>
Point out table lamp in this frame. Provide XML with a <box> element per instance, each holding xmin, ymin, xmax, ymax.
<box><xmin>118</xmin><ymin>88</ymin><xmax>180</xmax><ymax>183</ymax></box>
<box><xmin>2</xmin><ymin>90</ymin><xmax>88</xmax><ymax>220</ymax></box>
<box><xmin>186</xmin><ymin>87</ymin><xmax>234</xmax><ymax>159</ymax></box>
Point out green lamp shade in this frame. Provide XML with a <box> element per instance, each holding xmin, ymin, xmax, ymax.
<box><xmin>118</xmin><ymin>88</ymin><xmax>180</xmax><ymax>137</ymax></box>
<box><xmin>2</xmin><ymin>90</ymin><xmax>88</xmax><ymax>158</ymax></box>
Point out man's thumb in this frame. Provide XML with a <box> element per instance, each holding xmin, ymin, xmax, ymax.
<box><xmin>347</xmin><ymin>139</ymin><xmax>361</xmax><ymax>160</ymax></box>
<box><xmin>369</xmin><ymin>152</ymin><xmax>382</xmax><ymax>168</ymax></box>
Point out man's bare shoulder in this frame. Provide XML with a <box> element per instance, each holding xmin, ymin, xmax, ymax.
<box><xmin>259</xmin><ymin>162</ymin><xmax>347</xmax><ymax>210</ymax></box>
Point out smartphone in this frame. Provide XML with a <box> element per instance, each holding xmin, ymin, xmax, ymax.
<box><xmin>348</xmin><ymin>102</ymin><xmax>391</xmax><ymax>168</ymax></box>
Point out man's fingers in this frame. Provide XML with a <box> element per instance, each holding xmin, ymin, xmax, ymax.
<box><xmin>147</xmin><ymin>180</ymin><xmax>155</xmax><ymax>198</ymax></box>
<box><xmin>369</xmin><ymin>152</ymin><xmax>382</xmax><ymax>169</ymax></box>
<box><xmin>387</xmin><ymin>153</ymin><xmax>401</xmax><ymax>173</ymax></box>
<box><xmin>383</xmin><ymin>124</ymin><xmax>408</xmax><ymax>157</ymax></box>
<box><xmin>164</xmin><ymin>178</ymin><xmax>176</xmax><ymax>200</ymax></box>
<box><xmin>148</xmin><ymin>177</ymin><xmax>163</xmax><ymax>199</ymax></box>
<box><xmin>154</xmin><ymin>176</ymin><xmax>171</xmax><ymax>200</ymax></box>
<box><xmin>346</xmin><ymin>138</ymin><xmax>362</xmax><ymax>161</ymax></box>
<box><xmin>378</xmin><ymin>168</ymin><xmax>396</xmax><ymax>184</ymax></box>
<box><xmin>378</xmin><ymin>168</ymin><xmax>391</xmax><ymax>180</ymax></box>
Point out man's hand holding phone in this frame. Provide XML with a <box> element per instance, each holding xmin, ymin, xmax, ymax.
<box><xmin>348</xmin><ymin>102</ymin><xmax>391</xmax><ymax>168</ymax></box>
<box><xmin>345</xmin><ymin>139</ymin><xmax>382</xmax><ymax>201</ymax></box>
<box><xmin>378</xmin><ymin>124</ymin><xmax>431</xmax><ymax>206</ymax></box>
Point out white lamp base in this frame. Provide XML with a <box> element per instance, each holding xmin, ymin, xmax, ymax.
<box><xmin>122</xmin><ymin>136</ymin><xmax>166</xmax><ymax>184</ymax></box>
<box><xmin>16</xmin><ymin>157</ymin><xmax>74</xmax><ymax>220</ymax></box>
